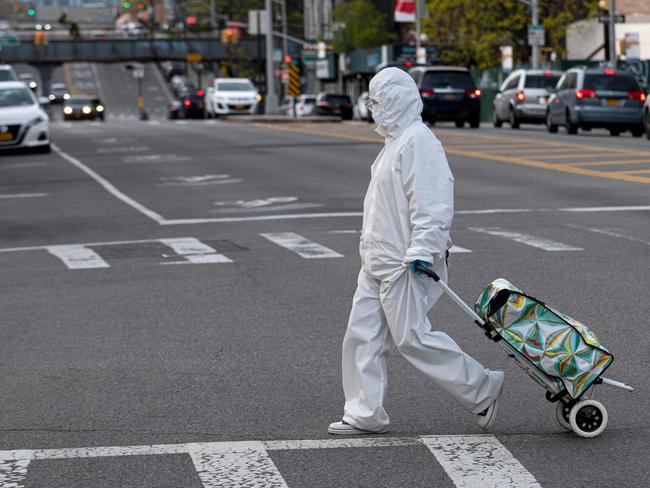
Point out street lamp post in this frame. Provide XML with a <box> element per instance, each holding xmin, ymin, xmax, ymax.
<box><xmin>608</xmin><ymin>0</ymin><xmax>616</xmax><ymax>65</ymax></box>
<box><xmin>531</xmin><ymin>0</ymin><xmax>539</xmax><ymax>69</ymax></box>
<box><xmin>265</xmin><ymin>0</ymin><xmax>277</xmax><ymax>114</ymax></box>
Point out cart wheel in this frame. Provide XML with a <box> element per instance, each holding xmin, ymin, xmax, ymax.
<box><xmin>569</xmin><ymin>400</ymin><xmax>608</xmax><ymax>438</ymax></box>
<box><xmin>555</xmin><ymin>401</ymin><xmax>572</xmax><ymax>431</ymax></box>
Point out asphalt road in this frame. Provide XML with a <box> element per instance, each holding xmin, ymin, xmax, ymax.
<box><xmin>0</xmin><ymin>119</ymin><xmax>648</xmax><ymax>487</ymax></box>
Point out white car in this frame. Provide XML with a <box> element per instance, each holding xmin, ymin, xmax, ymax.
<box><xmin>0</xmin><ymin>65</ymin><xmax>19</xmax><ymax>83</ymax></box>
<box><xmin>206</xmin><ymin>78</ymin><xmax>260</xmax><ymax>117</ymax></box>
<box><xmin>0</xmin><ymin>81</ymin><xmax>50</xmax><ymax>153</ymax></box>
<box><xmin>354</xmin><ymin>91</ymin><xmax>372</xmax><ymax>122</ymax></box>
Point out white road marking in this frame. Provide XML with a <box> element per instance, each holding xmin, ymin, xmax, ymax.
<box><xmin>328</xmin><ymin>229</ymin><xmax>360</xmax><ymax>234</ymax></box>
<box><xmin>422</xmin><ymin>435</ymin><xmax>542</xmax><ymax>488</ymax></box>
<box><xmin>449</xmin><ymin>245</ymin><xmax>472</xmax><ymax>253</ymax></box>
<box><xmin>0</xmin><ymin>193</ymin><xmax>48</xmax><ymax>199</ymax></box>
<box><xmin>0</xmin><ymin>435</ymin><xmax>540</xmax><ymax>488</ymax></box>
<box><xmin>188</xmin><ymin>442</ymin><xmax>288</xmax><ymax>488</ymax></box>
<box><xmin>161</xmin><ymin>213</ymin><xmax>363</xmax><ymax>225</ymax></box>
<box><xmin>565</xmin><ymin>224</ymin><xmax>650</xmax><ymax>247</ymax></box>
<box><xmin>47</xmin><ymin>245</ymin><xmax>110</xmax><ymax>269</ymax></box>
<box><xmin>457</xmin><ymin>205</ymin><xmax>650</xmax><ymax>215</ymax></box>
<box><xmin>469</xmin><ymin>227</ymin><xmax>583</xmax><ymax>251</ymax></box>
<box><xmin>95</xmin><ymin>146</ymin><xmax>149</xmax><ymax>154</ymax></box>
<box><xmin>52</xmin><ymin>144</ymin><xmax>165</xmax><ymax>224</ymax></box>
<box><xmin>261</xmin><ymin>232</ymin><xmax>343</xmax><ymax>258</ymax></box>
<box><xmin>0</xmin><ymin>161</ymin><xmax>47</xmax><ymax>169</ymax></box>
<box><xmin>159</xmin><ymin>237</ymin><xmax>232</xmax><ymax>264</ymax></box>
<box><xmin>122</xmin><ymin>154</ymin><xmax>192</xmax><ymax>164</ymax></box>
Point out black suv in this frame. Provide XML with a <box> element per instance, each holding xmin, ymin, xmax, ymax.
<box><xmin>315</xmin><ymin>93</ymin><xmax>353</xmax><ymax>120</ymax></box>
<box><xmin>408</xmin><ymin>66</ymin><xmax>481</xmax><ymax>128</ymax></box>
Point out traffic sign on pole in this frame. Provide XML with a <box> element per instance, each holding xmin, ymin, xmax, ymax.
<box><xmin>527</xmin><ymin>25</ymin><xmax>545</xmax><ymax>47</ymax></box>
<box><xmin>287</xmin><ymin>63</ymin><xmax>300</xmax><ymax>97</ymax></box>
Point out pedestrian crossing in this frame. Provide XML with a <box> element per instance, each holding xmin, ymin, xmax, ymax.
<box><xmin>0</xmin><ymin>224</ymin><xmax>640</xmax><ymax>272</ymax></box>
<box><xmin>0</xmin><ymin>434</ymin><xmax>541</xmax><ymax>488</ymax></box>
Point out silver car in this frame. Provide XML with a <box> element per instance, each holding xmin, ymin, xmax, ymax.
<box><xmin>493</xmin><ymin>69</ymin><xmax>562</xmax><ymax>128</ymax></box>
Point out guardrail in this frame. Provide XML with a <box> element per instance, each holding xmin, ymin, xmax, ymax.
<box><xmin>0</xmin><ymin>37</ymin><xmax>258</xmax><ymax>63</ymax></box>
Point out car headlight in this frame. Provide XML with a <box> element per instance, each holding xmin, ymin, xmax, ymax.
<box><xmin>29</xmin><ymin>81</ymin><xmax>37</xmax><ymax>89</ymax></box>
<box><xmin>95</xmin><ymin>105</ymin><xmax>104</xmax><ymax>112</ymax></box>
<box><xmin>63</xmin><ymin>106</ymin><xmax>73</xmax><ymax>114</ymax></box>
<box><xmin>63</xmin><ymin>93</ymin><xmax>70</xmax><ymax>100</ymax></box>
<box><xmin>256</xmin><ymin>94</ymin><xmax>262</xmax><ymax>102</ymax></box>
<box><xmin>26</xmin><ymin>116</ymin><xmax>46</xmax><ymax>129</ymax></box>
<box><xmin>49</xmin><ymin>94</ymin><xmax>55</xmax><ymax>101</ymax></box>
<box><xmin>82</xmin><ymin>106</ymin><xmax>92</xmax><ymax>114</ymax></box>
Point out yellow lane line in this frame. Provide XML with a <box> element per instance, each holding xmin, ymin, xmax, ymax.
<box><xmin>467</xmin><ymin>147</ymin><xmax>591</xmax><ymax>154</ymax></box>
<box><xmin>254</xmin><ymin>123</ymin><xmax>650</xmax><ymax>184</ymax></box>
<box><xmin>534</xmin><ymin>153</ymin><xmax>624</xmax><ymax>160</ymax></box>
<box><xmin>624</xmin><ymin>169</ymin><xmax>650</xmax><ymax>174</ymax></box>
<box><xmin>568</xmin><ymin>159</ymin><xmax>650</xmax><ymax>167</ymax></box>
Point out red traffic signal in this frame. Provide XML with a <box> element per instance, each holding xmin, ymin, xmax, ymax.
<box><xmin>187</xmin><ymin>16</ymin><xmax>197</xmax><ymax>25</ymax></box>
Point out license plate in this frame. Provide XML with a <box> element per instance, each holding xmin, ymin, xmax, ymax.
<box><xmin>197</xmin><ymin>103</ymin><xmax>204</xmax><ymax>108</ymax></box>
<box><xmin>0</xmin><ymin>133</ymin><xmax>13</xmax><ymax>141</ymax></box>
<box><xmin>606</xmin><ymin>99</ymin><xmax>620</xmax><ymax>107</ymax></box>
<box><xmin>334</xmin><ymin>109</ymin><xmax>341</xmax><ymax>114</ymax></box>
<box><xmin>538</xmin><ymin>97</ymin><xmax>548</xmax><ymax>104</ymax></box>
<box><xmin>234</xmin><ymin>104</ymin><xmax>245</xmax><ymax>110</ymax></box>
<box><xmin>443</xmin><ymin>94</ymin><xmax>457</xmax><ymax>100</ymax></box>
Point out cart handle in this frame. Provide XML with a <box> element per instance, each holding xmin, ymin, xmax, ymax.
<box><xmin>600</xmin><ymin>377</ymin><xmax>634</xmax><ymax>392</ymax></box>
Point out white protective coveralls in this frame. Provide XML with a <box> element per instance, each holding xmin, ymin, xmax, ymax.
<box><xmin>341</xmin><ymin>67</ymin><xmax>504</xmax><ymax>432</ymax></box>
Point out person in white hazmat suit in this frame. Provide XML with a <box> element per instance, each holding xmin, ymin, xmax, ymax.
<box><xmin>328</xmin><ymin>68</ymin><xmax>505</xmax><ymax>435</ymax></box>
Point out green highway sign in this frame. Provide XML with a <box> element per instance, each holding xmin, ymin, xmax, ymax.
<box><xmin>0</xmin><ymin>37</ymin><xmax>20</xmax><ymax>46</ymax></box>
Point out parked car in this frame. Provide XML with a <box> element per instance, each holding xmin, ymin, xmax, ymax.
<box><xmin>169</xmin><ymin>89</ymin><xmax>205</xmax><ymax>119</ymax></box>
<box><xmin>0</xmin><ymin>81</ymin><xmax>50</xmax><ymax>153</ymax></box>
<box><xmin>493</xmin><ymin>69</ymin><xmax>562</xmax><ymax>128</ymax></box>
<box><xmin>296</xmin><ymin>94</ymin><xmax>317</xmax><ymax>117</ymax></box>
<box><xmin>279</xmin><ymin>96</ymin><xmax>295</xmax><ymax>115</ymax></box>
<box><xmin>546</xmin><ymin>67</ymin><xmax>645</xmax><ymax>136</ymax></box>
<box><xmin>170</xmin><ymin>75</ymin><xmax>195</xmax><ymax>96</ymax></box>
<box><xmin>205</xmin><ymin>78</ymin><xmax>260</xmax><ymax>117</ymax></box>
<box><xmin>48</xmin><ymin>82</ymin><xmax>70</xmax><ymax>103</ymax></box>
<box><xmin>644</xmin><ymin>94</ymin><xmax>650</xmax><ymax>140</ymax></box>
<box><xmin>0</xmin><ymin>64</ymin><xmax>19</xmax><ymax>82</ymax></box>
<box><xmin>63</xmin><ymin>96</ymin><xmax>105</xmax><ymax>121</ymax></box>
<box><xmin>408</xmin><ymin>66</ymin><xmax>481</xmax><ymax>127</ymax></box>
<box><xmin>354</xmin><ymin>92</ymin><xmax>372</xmax><ymax>122</ymax></box>
<box><xmin>315</xmin><ymin>93</ymin><xmax>353</xmax><ymax>120</ymax></box>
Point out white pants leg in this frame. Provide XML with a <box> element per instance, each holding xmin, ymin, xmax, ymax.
<box><xmin>342</xmin><ymin>259</ymin><xmax>504</xmax><ymax>432</ymax></box>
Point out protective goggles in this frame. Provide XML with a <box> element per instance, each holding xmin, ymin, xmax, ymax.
<box><xmin>365</xmin><ymin>97</ymin><xmax>382</xmax><ymax>114</ymax></box>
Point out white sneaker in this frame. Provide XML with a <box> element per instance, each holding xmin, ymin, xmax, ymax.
<box><xmin>328</xmin><ymin>420</ymin><xmax>387</xmax><ymax>435</ymax></box>
<box><xmin>478</xmin><ymin>377</ymin><xmax>505</xmax><ymax>430</ymax></box>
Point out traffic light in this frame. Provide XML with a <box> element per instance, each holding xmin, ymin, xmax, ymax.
<box><xmin>187</xmin><ymin>16</ymin><xmax>197</xmax><ymax>25</ymax></box>
<box><xmin>221</xmin><ymin>27</ymin><xmax>240</xmax><ymax>44</ymax></box>
<box><xmin>138</xmin><ymin>2</ymin><xmax>145</xmax><ymax>9</ymax></box>
<box><xmin>123</xmin><ymin>1</ymin><xmax>131</xmax><ymax>9</ymax></box>
<box><xmin>26</xmin><ymin>5</ymin><xmax>36</xmax><ymax>16</ymax></box>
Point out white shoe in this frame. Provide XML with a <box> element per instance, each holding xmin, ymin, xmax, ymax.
<box><xmin>328</xmin><ymin>420</ymin><xmax>387</xmax><ymax>435</ymax></box>
<box><xmin>478</xmin><ymin>377</ymin><xmax>505</xmax><ymax>430</ymax></box>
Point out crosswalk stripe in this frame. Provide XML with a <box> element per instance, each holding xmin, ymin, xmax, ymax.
<box><xmin>469</xmin><ymin>227</ymin><xmax>583</xmax><ymax>251</ymax></box>
<box><xmin>159</xmin><ymin>237</ymin><xmax>233</xmax><ymax>264</ymax></box>
<box><xmin>422</xmin><ymin>435</ymin><xmax>542</xmax><ymax>488</ymax></box>
<box><xmin>449</xmin><ymin>245</ymin><xmax>472</xmax><ymax>253</ymax></box>
<box><xmin>188</xmin><ymin>442</ymin><xmax>288</xmax><ymax>488</ymax></box>
<box><xmin>261</xmin><ymin>232</ymin><xmax>344</xmax><ymax>259</ymax></box>
<box><xmin>47</xmin><ymin>245</ymin><xmax>111</xmax><ymax>269</ymax></box>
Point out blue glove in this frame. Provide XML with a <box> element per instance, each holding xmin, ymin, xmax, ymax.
<box><xmin>410</xmin><ymin>260</ymin><xmax>431</xmax><ymax>275</ymax></box>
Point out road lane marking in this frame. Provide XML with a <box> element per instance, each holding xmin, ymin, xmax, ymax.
<box><xmin>159</xmin><ymin>237</ymin><xmax>232</xmax><ymax>264</ymax></box>
<box><xmin>157</xmin><ymin>175</ymin><xmax>243</xmax><ymax>186</ymax></box>
<box><xmin>161</xmin><ymin>212</ymin><xmax>364</xmax><ymax>225</ymax></box>
<box><xmin>188</xmin><ymin>442</ymin><xmax>288</xmax><ymax>488</ymax></box>
<box><xmin>0</xmin><ymin>435</ymin><xmax>540</xmax><ymax>488</ymax></box>
<box><xmin>254</xmin><ymin>123</ymin><xmax>650</xmax><ymax>184</ymax></box>
<box><xmin>122</xmin><ymin>154</ymin><xmax>192</xmax><ymax>164</ymax></box>
<box><xmin>261</xmin><ymin>232</ymin><xmax>344</xmax><ymax>258</ymax></box>
<box><xmin>0</xmin><ymin>193</ymin><xmax>48</xmax><ymax>199</ymax></box>
<box><xmin>0</xmin><ymin>161</ymin><xmax>48</xmax><ymax>169</ymax></box>
<box><xmin>449</xmin><ymin>245</ymin><xmax>472</xmax><ymax>253</ymax></box>
<box><xmin>565</xmin><ymin>224</ymin><xmax>650</xmax><ymax>247</ymax></box>
<box><xmin>95</xmin><ymin>146</ymin><xmax>149</xmax><ymax>154</ymax></box>
<box><xmin>469</xmin><ymin>227</ymin><xmax>583</xmax><ymax>251</ymax></box>
<box><xmin>568</xmin><ymin>159</ymin><xmax>650</xmax><ymax>167</ymax></box>
<box><xmin>422</xmin><ymin>435</ymin><xmax>542</xmax><ymax>488</ymax></box>
<box><xmin>52</xmin><ymin>144</ymin><xmax>165</xmax><ymax>224</ymax></box>
<box><xmin>47</xmin><ymin>245</ymin><xmax>110</xmax><ymax>269</ymax></box>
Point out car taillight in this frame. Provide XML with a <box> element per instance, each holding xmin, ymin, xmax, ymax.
<box><xmin>465</xmin><ymin>88</ymin><xmax>481</xmax><ymax>98</ymax></box>
<box><xmin>419</xmin><ymin>88</ymin><xmax>434</xmax><ymax>95</ymax></box>
<box><xmin>575</xmin><ymin>89</ymin><xmax>597</xmax><ymax>100</ymax></box>
<box><xmin>544</xmin><ymin>70</ymin><xmax>553</xmax><ymax>76</ymax></box>
<box><xmin>183</xmin><ymin>99</ymin><xmax>191</xmax><ymax>106</ymax></box>
<box><xmin>516</xmin><ymin>91</ymin><xmax>525</xmax><ymax>102</ymax></box>
<box><xmin>346</xmin><ymin>103</ymin><xmax>352</xmax><ymax>108</ymax></box>
<box><xmin>604</xmin><ymin>69</ymin><xmax>615</xmax><ymax>75</ymax></box>
<box><xmin>196</xmin><ymin>90</ymin><xmax>204</xmax><ymax>96</ymax></box>
<box><xmin>629</xmin><ymin>91</ymin><xmax>647</xmax><ymax>102</ymax></box>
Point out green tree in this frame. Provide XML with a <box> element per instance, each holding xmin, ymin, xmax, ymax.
<box><xmin>422</xmin><ymin>0</ymin><xmax>597</xmax><ymax>69</ymax></box>
<box><xmin>332</xmin><ymin>0</ymin><xmax>394</xmax><ymax>54</ymax></box>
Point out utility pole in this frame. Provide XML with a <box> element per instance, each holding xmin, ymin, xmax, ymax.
<box><xmin>209</xmin><ymin>0</ymin><xmax>216</xmax><ymax>35</ymax></box>
<box><xmin>280</xmin><ymin>0</ymin><xmax>288</xmax><ymax>59</ymax></box>
<box><xmin>415</xmin><ymin>0</ymin><xmax>422</xmax><ymax>63</ymax></box>
<box><xmin>265</xmin><ymin>0</ymin><xmax>277</xmax><ymax>114</ymax></box>
<box><xmin>531</xmin><ymin>0</ymin><xmax>539</xmax><ymax>69</ymax></box>
<box><xmin>608</xmin><ymin>0</ymin><xmax>616</xmax><ymax>65</ymax></box>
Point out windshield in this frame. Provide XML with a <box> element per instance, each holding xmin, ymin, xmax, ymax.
<box><xmin>0</xmin><ymin>87</ymin><xmax>35</xmax><ymax>107</ymax></box>
<box><xmin>422</xmin><ymin>71</ymin><xmax>475</xmax><ymax>89</ymax></box>
<box><xmin>524</xmin><ymin>75</ymin><xmax>560</xmax><ymax>90</ymax></box>
<box><xmin>584</xmin><ymin>74</ymin><xmax>640</xmax><ymax>91</ymax></box>
<box><xmin>325</xmin><ymin>95</ymin><xmax>351</xmax><ymax>105</ymax></box>
<box><xmin>68</xmin><ymin>98</ymin><xmax>97</xmax><ymax>105</ymax></box>
<box><xmin>217</xmin><ymin>81</ymin><xmax>254</xmax><ymax>91</ymax></box>
<box><xmin>0</xmin><ymin>70</ymin><xmax>16</xmax><ymax>82</ymax></box>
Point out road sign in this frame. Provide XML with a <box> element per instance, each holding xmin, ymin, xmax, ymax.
<box><xmin>598</xmin><ymin>12</ymin><xmax>625</xmax><ymax>23</ymax></box>
<box><xmin>527</xmin><ymin>25</ymin><xmax>545</xmax><ymax>47</ymax></box>
<box><xmin>272</xmin><ymin>48</ymin><xmax>283</xmax><ymax>63</ymax></box>
<box><xmin>0</xmin><ymin>37</ymin><xmax>19</xmax><ymax>46</ymax></box>
<box><xmin>287</xmin><ymin>63</ymin><xmax>300</xmax><ymax>97</ymax></box>
<box><xmin>186</xmin><ymin>53</ymin><xmax>203</xmax><ymax>63</ymax></box>
<box><xmin>248</xmin><ymin>9</ymin><xmax>268</xmax><ymax>35</ymax></box>
<box><xmin>624</xmin><ymin>32</ymin><xmax>640</xmax><ymax>60</ymax></box>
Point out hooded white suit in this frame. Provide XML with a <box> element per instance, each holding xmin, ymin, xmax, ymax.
<box><xmin>341</xmin><ymin>68</ymin><xmax>504</xmax><ymax>432</ymax></box>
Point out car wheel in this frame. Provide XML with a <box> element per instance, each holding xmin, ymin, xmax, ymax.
<box><xmin>492</xmin><ymin>109</ymin><xmax>502</xmax><ymax>128</ymax></box>
<box><xmin>645</xmin><ymin>111</ymin><xmax>650</xmax><ymax>140</ymax></box>
<box><xmin>546</xmin><ymin>111</ymin><xmax>558</xmax><ymax>133</ymax></box>
<box><xmin>565</xmin><ymin>111</ymin><xmax>578</xmax><ymax>135</ymax></box>
<box><xmin>509</xmin><ymin>109</ymin><xmax>520</xmax><ymax>129</ymax></box>
<box><xmin>469</xmin><ymin>117</ymin><xmax>480</xmax><ymax>129</ymax></box>
<box><xmin>33</xmin><ymin>143</ymin><xmax>50</xmax><ymax>154</ymax></box>
<box><xmin>455</xmin><ymin>120</ymin><xmax>464</xmax><ymax>128</ymax></box>
<box><xmin>631</xmin><ymin>125</ymin><xmax>643</xmax><ymax>138</ymax></box>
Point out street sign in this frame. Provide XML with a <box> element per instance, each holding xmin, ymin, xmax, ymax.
<box><xmin>598</xmin><ymin>12</ymin><xmax>625</xmax><ymax>23</ymax></box>
<box><xmin>272</xmin><ymin>48</ymin><xmax>283</xmax><ymax>63</ymax></box>
<box><xmin>0</xmin><ymin>37</ymin><xmax>19</xmax><ymax>46</ymax></box>
<box><xmin>186</xmin><ymin>53</ymin><xmax>203</xmax><ymax>63</ymax></box>
<box><xmin>500</xmin><ymin>46</ymin><xmax>513</xmax><ymax>73</ymax></box>
<box><xmin>527</xmin><ymin>25</ymin><xmax>545</xmax><ymax>47</ymax></box>
<box><xmin>247</xmin><ymin>9</ymin><xmax>268</xmax><ymax>35</ymax></box>
<box><xmin>624</xmin><ymin>32</ymin><xmax>640</xmax><ymax>60</ymax></box>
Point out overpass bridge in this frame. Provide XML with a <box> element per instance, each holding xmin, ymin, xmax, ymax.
<box><xmin>0</xmin><ymin>37</ymin><xmax>264</xmax><ymax>94</ymax></box>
